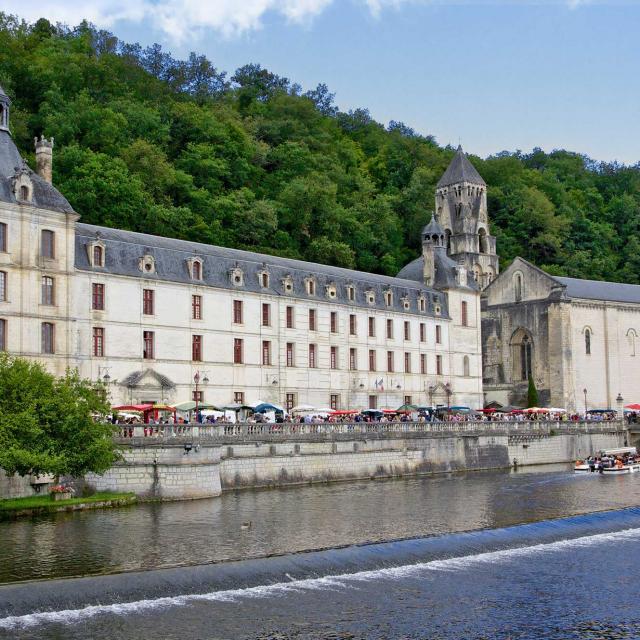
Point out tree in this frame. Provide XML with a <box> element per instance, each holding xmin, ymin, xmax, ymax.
<box><xmin>527</xmin><ymin>376</ymin><xmax>539</xmax><ymax>408</ymax></box>
<box><xmin>0</xmin><ymin>354</ymin><xmax>119</xmax><ymax>477</ymax></box>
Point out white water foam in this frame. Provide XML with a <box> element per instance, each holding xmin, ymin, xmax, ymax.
<box><xmin>3</xmin><ymin>526</ymin><xmax>640</xmax><ymax>630</ymax></box>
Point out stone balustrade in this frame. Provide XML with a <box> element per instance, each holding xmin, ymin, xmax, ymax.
<box><xmin>113</xmin><ymin>420</ymin><xmax>626</xmax><ymax>445</ymax></box>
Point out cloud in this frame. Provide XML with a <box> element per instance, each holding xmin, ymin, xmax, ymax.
<box><xmin>3</xmin><ymin>0</ymin><xmax>598</xmax><ymax>43</ymax></box>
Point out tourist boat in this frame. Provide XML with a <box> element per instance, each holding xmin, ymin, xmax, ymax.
<box><xmin>574</xmin><ymin>461</ymin><xmax>591</xmax><ymax>472</ymax></box>
<box><xmin>602</xmin><ymin>462</ymin><xmax>640</xmax><ymax>475</ymax></box>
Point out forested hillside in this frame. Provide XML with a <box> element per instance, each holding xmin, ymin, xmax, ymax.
<box><xmin>1</xmin><ymin>14</ymin><xmax>639</xmax><ymax>281</ymax></box>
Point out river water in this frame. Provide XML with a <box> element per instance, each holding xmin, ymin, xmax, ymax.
<box><xmin>1</xmin><ymin>465</ymin><xmax>640</xmax><ymax>639</ymax></box>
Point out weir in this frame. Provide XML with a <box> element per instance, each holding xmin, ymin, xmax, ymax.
<box><xmin>83</xmin><ymin>421</ymin><xmax>626</xmax><ymax>500</ymax></box>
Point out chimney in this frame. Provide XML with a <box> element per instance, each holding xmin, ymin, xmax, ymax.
<box><xmin>34</xmin><ymin>136</ymin><xmax>54</xmax><ymax>184</ymax></box>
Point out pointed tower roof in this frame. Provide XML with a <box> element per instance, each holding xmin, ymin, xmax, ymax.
<box><xmin>422</xmin><ymin>213</ymin><xmax>444</xmax><ymax>237</ymax></box>
<box><xmin>437</xmin><ymin>145</ymin><xmax>485</xmax><ymax>188</ymax></box>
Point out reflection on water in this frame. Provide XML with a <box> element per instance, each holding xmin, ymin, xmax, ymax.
<box><xmin>1</xmin><ymin>463</ymin><xmax>639</xmax><ymax>583</ymax></box>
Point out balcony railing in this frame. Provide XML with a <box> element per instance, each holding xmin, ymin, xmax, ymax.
<box><xmin>113</xmin><ymin>420</ymin><xmax>626</xmax><ymax>444</ymax></box>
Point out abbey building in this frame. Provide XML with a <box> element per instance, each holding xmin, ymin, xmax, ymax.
<box><xmin>0</xmin><ymin>86</ymin><xmax>483</xmax><ymax>411</ymax></box>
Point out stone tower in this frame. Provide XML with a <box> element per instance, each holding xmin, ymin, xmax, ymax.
<box><xmin>435</xmin><ymin>146</ymin><xmax>499</xmax><ymax>289</ymax></box>
<box><xmin>421</xmin><ymin>214</ymin><xmax>445</xmax><ymax>287</ymax></box>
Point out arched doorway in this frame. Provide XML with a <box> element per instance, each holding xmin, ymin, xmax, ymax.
<box><xmin>510</xmin><ymin>328</ymin><xmax>533</xmax><ymax>382</ymax></box>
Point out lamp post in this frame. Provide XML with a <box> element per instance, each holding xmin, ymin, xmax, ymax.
<box><xmin>193</xmin><ymin>371</ymin><xmax>209</xmax><ymax>422</ymax></box>
<box><xmin>583</xmin><ymin>388</ymin><xmax>588</xmax><ymax>415</ymax></box>
<box><xmin>445</xmin><ymin>382</ymin><xmax>452</xmax><ymax>420</ymax></box>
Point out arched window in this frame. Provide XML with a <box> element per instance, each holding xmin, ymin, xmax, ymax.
<box><xmin>463</xmin><ymin>355</ymin><xmax>470</xmax><ymax>377</ymax></box>
<box><xmin>192</xmin><ymin>260</ymin><xmax>201</xmax><ymax>280</ymax></box>
<box><xmin>478</xmin><ymin>228</ymin><xmax>488</xmax><ymax>254</ymax></box>
<box><xmin>627</xmin><ymin>329</ymin><xmax>637</xmax><ymax>356</ymax></box>
<box><xmin>515</xmin><ymin>273</ymin><xmax>523</xmax><ymax>302</ymax></box>
<box><xmin>511</xmin><ymin>328</ymin><xmax>533</xmax><ymax>382</ymax></box>
<box><xmin>520</xmin><ymin>335</ymin><xmax>532</xmax><ymax>380</ymax></box>
<box><xmin>584</xmin><ymin>328</ymin><xmax>591</xmax><ymax>355</ymax></box>
<box><xmin>445</xmin><ymin>230</ymin><xmax>452</xmax><ymax>254</ymax></box>
<box><xmin>19</xmin><ymin>185</ymin><xmax>29</xmax><ymax>201</ymax></box>
<box><xmin>93</xmin><ymin>245</ymin><xmax>104</xmax><ymax>267</ymax></box>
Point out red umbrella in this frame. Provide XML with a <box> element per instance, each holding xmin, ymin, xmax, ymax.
<box><xmin>624</xmin><ymin>403</ymin><xmax>640</xmax><ymax>411</ymax></box>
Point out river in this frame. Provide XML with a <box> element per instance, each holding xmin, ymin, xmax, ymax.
<box><xmin>1</xmin><ymin>464</ymin><xmax>640</xmax><ymax>638</ymax></box>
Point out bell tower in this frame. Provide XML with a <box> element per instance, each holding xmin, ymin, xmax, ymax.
<box><xmin>0</xmin><ymin>85</ymin><xmax>10</xmax><ymax>133</ymax></box>
<box><xmin>435</xmin><ymin>146</ymin><xmax>499</xmax><ymax>288</ymax></box>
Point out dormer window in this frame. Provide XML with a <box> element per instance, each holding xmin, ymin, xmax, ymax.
<box><xmin>20</xmin><ymin>185</ymin><xmax>28</xmax><ymax>201</ymax></box>
<box><xmin>325</xmin><ymin>283</ymin><xmax>337</xmax><ymax>299</ymax></box>
<box><xmin>418</xmin><ymin>296</ymin><xmax>426</xmax><ymax>312</ymax></box>
<box><xmin>90</xmin><ymin>243</ymin><xmax>106</xmax><ymax>268</ymax></box>
<box><xmin>365</xmin><ymin>289</ymin><xmax>375</xmax><ymax>305</ymax></box>
<box><xmin>401</xmin><ymin>296</ymin><xmax>410</xmax><ymax>311</ymax></box>
<box><xmin>347</xmin><ymin>285</ymin><xmax>355</xmax><ymax>302</ymax></box>
<box><xmin>14</xmin><ymin>173</ymin><xmax>33</xmax><ymax>203</ymax></box>
<box><xmin>305</xmin><ymin>278</ymin><xmax>316</xmax><ymax>296</ymax></box>
<box><xmin>139</xmin><ymin>254</ymin><xmax>156</xmax><ymax>274</ymax></box>
<box><xmin>384</xmin><ymin>290</ymin><xmax>393</xmax><ymax>307</ymax></box>
<box><xmin>281</xmin><ymin>275</ymin><xmax>294</xmax><ymax>293</ymax></box>
<box><xmin>259</xmin><ymin>270</ymin><xmax>270</xmax><ymax>288</ymax></box>
<box><xmin>229</xmin><ymin>266</ymin><xmax>244</xmax><ymax>286</ymax></box>
<box><xmin>187</xmin><ymin>257</ymin><xmax>203</xmax><ymax>281</ymax></box>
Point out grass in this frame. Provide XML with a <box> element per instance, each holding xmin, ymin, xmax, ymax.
<box><xmin>0</xmin><ymin>491</ymin><xmax>136</xmax><ymax>513</ymax></box>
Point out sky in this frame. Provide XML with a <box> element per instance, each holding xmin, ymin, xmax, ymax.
<box><xmin>6</xmin><ymin>0</ymin><xmax>640</xmax><ymax>163</ymax></box>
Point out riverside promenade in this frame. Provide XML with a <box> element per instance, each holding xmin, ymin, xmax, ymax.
<box><xmin>83</xmin><ymin>420</ymin><xmax>629</xmax><ymax>500</ymax></box>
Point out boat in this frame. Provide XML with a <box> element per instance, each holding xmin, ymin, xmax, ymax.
<box><xmin>602</xmin><ymin>461</ymin><xmax>640</xmax><ymax>475</ymax></box>
<box><xmin>574</xmin><ymin>460</ymin><xmax>591</xmax><ymax>472</ymax></box>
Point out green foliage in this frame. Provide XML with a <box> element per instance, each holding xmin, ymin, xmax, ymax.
<box><xmin>1</xmin><ymin>15</ymin><xmax>640</xmax><ymax>281</ymax></box>
<box><xmin>0</xmin><ymin>354</ymin><xmax>119</xmax><ymax>477</ymax></box>
<box><xmin>527</xmin><ymin>377</ymin><xmax>539</xmax><ymax>408</ymax></box>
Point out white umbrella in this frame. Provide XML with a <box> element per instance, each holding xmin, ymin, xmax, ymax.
<box><xmin>291</xmin><ymin>404</ymin><xmax>317</xmax><ymax>413</ymax></box>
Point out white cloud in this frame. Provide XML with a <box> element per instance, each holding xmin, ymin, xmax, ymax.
<box><xmin>3</xmin><ymin>0</ymin><xmax>598</xmax><ymax>43</ymax></box>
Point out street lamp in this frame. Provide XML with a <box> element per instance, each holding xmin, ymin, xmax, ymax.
<box><xmin>583</xmin><ymin>388</ymin><xmax>588</xmax><ymax>415</ymax></box>
<box><xmin>193</xmin><ymin>371</ymin><xmax>209</xmax><ymax>422</ymax></box>
<box><xmin>445</xmin><ymin>382</ymin><xmax>452</xmax><ymax>419</ymax></box>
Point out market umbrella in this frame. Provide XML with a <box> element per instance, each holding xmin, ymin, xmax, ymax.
<box><xmin>172</xmin><ymin>401</ymin><xmax>220</xmax><ymax>412</ymax></box>
<box><xmin>624</xmin><ymin>403</ymin><xmax>640</xmax><ymax>411</ymax></box>
<box><xmin>291</xmin><ymin>404</ymin><xmax>317</xmax><ymax>413</ymax></box>
<box><xmin>396</xmin><ymin>403</ymin><xmax>418</xmax><ymax>412</ymax></box>
<box><xmin>254</xmin><ymin>402</ymin><xmax>284</xmax><ymax>413</ymax></box>
<box><xmin>221</xmin><ymin>403</ymin><xmax>255</xmax><ymax>411</ymax></box>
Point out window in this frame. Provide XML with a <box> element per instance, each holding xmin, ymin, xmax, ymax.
<box><xmin>404</xmin><ymin>321</ymin><xmax>410</xmax><ymax>341</ymax></box>
<box><xmin>585</xmin><ymin>329</ymin><xmax>591</xmax><ymax>355</ymax></box>
<box><xmin>286</xmin><ymin>306</ymin><xmax>294</xmax><ymax>329</ymax></box>
<box><xmin>93</xmin><ymin>245</ymin><xmax>104</xmax><ymax>267</ymax></box>
<box><xmin>515</xmin><ymin>273</ymin><xmax>523</xmax><ymax>302</ymax></box>
<box><xmin>234</xmin><ymin>391</ymin><xmax>245</xmax><ymax>404</ymax></box>
<box><xmin>233</xmin><ymin>300</ymin><xmax>243</xmax><ymax>324</ymax></box>
<box><xmin>463</xmin><ymin>355</ymin><xmax>470</xmax><ymax>377</ymax></box>
<box><xmin>262</xmin><ymin>303</ymin><xmax>271</xmax><ymax>327</ymax></box>
<box><xmin>262</xmin><ymin>340</ymin><xmax>272</xmax><ymax>366</ymax></box>
<box><xmin>404</xmin><ymin>352</ymin><xmax>411</xmax><ymax>373</ymax></box>
<box><xmin>307</xmin><ymin>279</ymin><xmax>316</xmax><ymax>295</ymax></box>
<box><xmin>192</xmin><ymin>390</ymin><xmax>203</xmax><ymax>402</ymax></box>
<box><xmin>192</xmin><ymin>260</ymin><xmax>202</xmax><ymax>280</ymax></box>
<box><xmin>347</xmin><ymin>286</ymin><xmax>355</xmax><ymax>301</ymax></box>
<box><xmin>387</xmin><ymin>351</ymin><xmax>394</xmax><ymax>373</ymax></box>
<box><xmin>386</xmin><ymin>319</ymin><xmax>393</xmax><ymax>339</ymax></box>
<box><xmin>384</xmin><ymin>291</ymin><xmax>393</xmax><ymax>306</ymax></box>
<box><xmin>233</xmin><ymin>338</ymin><xmax>243</xmax><ymax>364</ymax></box>
<box><xmin>0</xmin><ymin>318</ymin><xmax>5</xmax><ymax>351</ymax></box>
<box><xmin>369</xmin><ymin>349</ymin><xmax>376</xmax><ymax>372</ymax></box>
<box><xmin>420</xmin><ymin>323</ymin><xmax>426</xmax><ymax>342</ymax></box>
<box><xmin>330</xmin><ymin>346</ymin><xmax>338</xmax><ymax>370</ymax></box>
<box><xmin>436</xmin><ymin>325</ymin><xmax>442</xmax><ymax>344</ymax></box>
<box><xmin>192</xmin><ymin>335</ymin><xmax>202</xmax><ymax>361</ymax></box>
<box><xmin>286</xmin><ymin>342</ymin><xmax>295</xmax><ymax>367</ymax></box>
<box><xmin>309</xmin><ymin>309</ymin><xmax>316</xmax><ymax>331</ymax></box>
<box><xmin>461</xmin><ymin>301</ymin><xmax>468</xmax><ymax>327</ymax></box>
<box><xmin>41</xmin><ymin>230</ymin><xmax>55</xmax><ymax>259</ymax></box>
<box><xmin>309</xmin><ymin>344</ymin><xmax>317</xmax><ymax>368</ymax></box>
<box><xmin>369</xmin><ymin>395</ymin><xmax>377</xmax><ymax>410</ymax></box>
<box><xmin>436</xmin><ymin>354</ymin><xmax>443</xmax><ymax>375</ymax></box>
<box><xmin>419</xmin><ymin>298</ymin><xmax>426</xmax><ymax>312</ymax></box>
<box><xmin>349</xmin><ymin>348</ymin><xmax>357</xmax><ymax>370</ymax></box>
<box><xmin>420</xmin><ymin>354</ymin><xmax>427</xmax><ymax>375</ymax></box>
<box><xmin>368</xmin><ymin>317</ymin><xmax>375</xmax><ymax>337</ymax></box>
<box><xmin>93</xmin><ymin>327</ymin><xmax>104</xmax><ymax>357</ymax></box>
<box><xmin>192</xmin><ymin>295</ymin><xmax>202</xmax><ymax>320</ymax></box>
<box><xmin>286</xmin><ymin>393</ymin><xmax>296</xmax><ymax>411</ymax></box>
<box><xmin>330</xmin><ymin>394</ymin><xmax>339</xmax><ymax>410</ymax></box>
<box><xmin>520</xmin><ymin>335</ymin><xmax>532</xmax><ymax>380</ymax></box>
<box><xmin>0</xmin><ymin>222</ymin><xmax>6</xmax><ymax>252</ymax></box>
<box><xmin>330</xmin><ymin>311</ymin><xmax>338</xmax><ymax>333</ymax></box>
<box><xmin>261</xmin><ymin>272</ymin><xmax>269</xmax><ymax>288</ymax></box>
<box><xmin>404</xmin><ymin>395</ymin><xmax>412</xmax><ymax>406</ymax></box>
<box><xmin>349</xmin><ymin>314</ymin><xmax>357</xmax><ymax>336</ymax></box>
<box><xmin>20</xmin><ymin>185</ymin><xmax>29</xmax><ymax>201</ymax></box>
<box><xmin>92</xmin><ymin>283</ymin><xmax>104</xmax><ymax>311</ymax></box>
<box><xmin>143</xmin><ymin>289</ymin><xmax>154</xmax><ymax>315</ymax></box>
<box><xmin>41</xmin><ymin>276</ymin><xmax>54</xmax><ymax>306</ymax></box>
<box><xmin>41</xmin><ymin>322</ymin><xmax>55</xmax><ymax>354</ymax></box>
<box><xmin>143</xmin><ymin>331</ymin><xmax>154</xmax><ymax>359</ymax></box>
<box><xmin>0</xmin><ymin>271</ymin><xmax>6</xmax><ymax>301</ymax></box>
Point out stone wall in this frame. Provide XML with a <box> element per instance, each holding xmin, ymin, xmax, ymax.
<box><xmin>85</xmin><ymin>444</ymin><xmax>221</xmax><ymax>500</ymax></box>
<box><xmin>0</xmin><ymin>471</ymin><xmax>40</xmax><ymax>499</ymax></box>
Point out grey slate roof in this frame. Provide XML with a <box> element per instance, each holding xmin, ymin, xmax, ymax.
<box><xmin>422</xmin><ymin>214</ymin><xmax>445</xmax><ymax>237</ymax></box>
<box><xmin>396</xmin><ymin>248</ymin><xmax>477</xmax><ymax>291</ymax></box>
<box><xmin>554</xmin><ymin>276</ymin><xmax>640</xmax><ymax>304</ymax></box>
<box><xmin>0</xmin><ymin>130</ymin><xmax>75</xmax><ymax>214</ymax></box>
<box><xmin>437</xmin><ymin>146</ymin><xmax>486</xmax><ymax>188</ymax></box>
<box><xmin>76</xmin><ymin>223</ymin><xmax>449</xmax><ymax>317</ymax></box>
